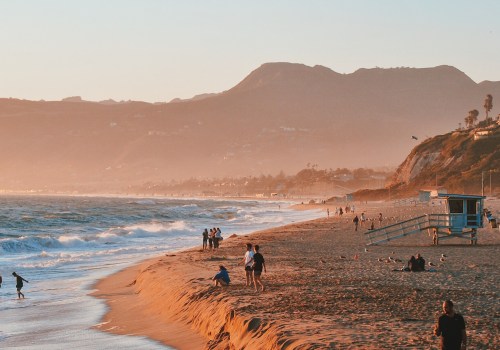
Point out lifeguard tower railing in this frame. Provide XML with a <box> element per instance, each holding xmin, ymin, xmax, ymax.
<box><xmin>365</xmin><ymin>213</ymin><xmax>481</xmax><ymax>245</ymax></box>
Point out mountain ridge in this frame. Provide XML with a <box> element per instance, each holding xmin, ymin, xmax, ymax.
<box><xmin>0</xmin><ymin>62</ymin><xmax>499</xmax><ymax>192</ymax></box>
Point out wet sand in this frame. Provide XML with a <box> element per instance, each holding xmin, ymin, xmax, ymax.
<box><xmin>92</xmin><ymin>199</ymin><xmax>500</xmax><ymax>349</ymax></box>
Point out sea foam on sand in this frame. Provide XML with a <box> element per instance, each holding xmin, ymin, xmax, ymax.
<box><xmin>93</xmin><ymin>199</ymin><xmax>500</xmax><ymax>349</ymax></box>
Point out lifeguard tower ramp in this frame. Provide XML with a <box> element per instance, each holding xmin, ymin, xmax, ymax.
<box><xmin>365</xmin><ymin>194</ymin><xmax>484</xmax><ymax>245</ymax></box>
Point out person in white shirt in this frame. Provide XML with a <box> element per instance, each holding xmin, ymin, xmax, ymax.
<box><xmin>241</xmin><ymin>243</ymin><xmax>254</xmax><ymax>287</ymax></box>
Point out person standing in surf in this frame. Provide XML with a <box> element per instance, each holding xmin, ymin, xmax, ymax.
<box><xmin>12</xmin><ymin>272</ymin><xmax>29</xmax><ymax>299</ymax></box>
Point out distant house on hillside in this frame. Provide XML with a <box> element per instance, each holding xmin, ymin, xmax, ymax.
<box><xmin>419</xmin><ymin>187</ymin><xmax>447</xmax><ymax>202</ymax></box>
<box><xmin>474</xmin><ymin>130</ymin><xmax>492</xmax><ymax>140</ymax></box>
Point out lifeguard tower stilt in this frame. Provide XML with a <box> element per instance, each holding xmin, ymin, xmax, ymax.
<box><xmin>365</xmin><ymin>194</ymin><xmax>485</xmax><ymax>246</ymax></box>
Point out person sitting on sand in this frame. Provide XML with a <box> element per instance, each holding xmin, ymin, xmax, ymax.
<box><xmin>407</xmin><ymin>256</ymin><xmax>417</xmax><ymax>272</ymax></box>
<box><xmin>12</xmin><ymin>272</ymin><xmax>29</xmax><ymax>299</ymax></box>
<box><xmin>213</xmin><ymin>265</ymin><xmax>230</xmax><ymax>287</ymax></box>
<box><xmin>368</xmin><ymin>221</ymin><xmax>375</xmax><ymax>230</ymax></box>
<box><xmin>415</xmin><ymin>253</ymin><xmax>425</xmax><ymax>271</ymax></box>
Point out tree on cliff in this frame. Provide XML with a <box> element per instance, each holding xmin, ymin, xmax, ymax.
<box><xmin>465</xmin><ymin>109</ymin><xmax>479</xmax><ymax>128</ymax></box>
<box><xmin>483</xmin><ymin>94</ymin><xmax>493</xmax><ymax>120</ymax></box>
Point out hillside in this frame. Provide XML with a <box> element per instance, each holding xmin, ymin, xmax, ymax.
<box><xmin>354</xmin><ymin>122</ymin><xmax>500</xmax><ymax>199</ymax></box>
<box><xmin>0</xmin><ymin>62</ymin><xmax>499</xmax><ymax>192</ymax></box>
<box><xmin>391</xmin><ymin>122</ymin><xmax>500</xmax><ymax>194</ymax></box>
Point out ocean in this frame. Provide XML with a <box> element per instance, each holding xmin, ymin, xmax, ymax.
<box><xmin>0</xmin><ymin>195</ymin><xmax>322</xmax><ymax>349</ymax></box>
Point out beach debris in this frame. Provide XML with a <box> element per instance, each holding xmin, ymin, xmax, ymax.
<box><xmin>364</xmin><ymin>248</ymin><xmax>369</xmax><ymax>252</ymax></box>
<box><xmin>353</xmin><ymin>254</ymin><xmax>359</xmax><ymax>260</ymax></box>
<box><xmin>440</xmin><ymin>257</ymin><xmax>446</xmax><ymax>262</ymax></box>
<box><xmin>319</xmin><ymin>258</ymin><xmax>326</xmax><ymax>264</ymax></box>
<box><xmin>429</xmin><ymin>262</ymin><xmax>436</xmax><ymax>267</ymax></box>
<box><xmin>377</xmin><ymin>258</ymin><xmax>383</xmax><ymax>262</ymax></box>
<box><xmin>339</xmin><ymin>255</ymin><xmax>347</xmax><ymax>259</ymax></box>
<box><xmin>441</xmin><ymin>254</ymin><xmax>447</xmax><ymax>258</ymax></box>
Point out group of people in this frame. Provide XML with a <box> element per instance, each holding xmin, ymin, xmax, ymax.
<box><xmin>0</xmin><ymin>272</ymin><xmax>29</xmax><ymax>299</ymax></box>
<box><xmin>406</xmin><ymin>253</ymin><xmax>426</xmax><ymax>272</ymax></box>
<box><xmin>202</xmin><ymin>227</ymin><xmax>223</xmax><ymax>250</ymax></box>
<box><xmin>212</xmin><ymin>243</ymin><xmax>267</xmax><ymax>293</ymax></box>
<box><xmin>352</xmin><ymin>212</ymin><xmax>384</xmax><ymax>231</ymax></box>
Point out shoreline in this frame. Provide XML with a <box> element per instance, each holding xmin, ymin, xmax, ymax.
<box><xmin>92</xmin><ymin>200</ymin><xmax>500</xmax><ymax>349</ymax></box>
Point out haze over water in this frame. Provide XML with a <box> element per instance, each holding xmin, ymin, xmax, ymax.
<box><xmin>0</xmin><ymin>195</ymin><xmax>322</xmax><ymax>349</ymax></box>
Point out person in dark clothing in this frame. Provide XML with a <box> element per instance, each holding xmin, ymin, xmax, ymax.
<box><xmin>415</xmin><ymin>253</ymin><xmax>425</xmax><ymax>271</ymax></box>
<box><xmin>434</xmin><ymin>300</ymin><xmax>467</xmax><ymax>350</ymax></box>
<box><xmin>202</xmin><ymin>229</ymin><xmax>208</xmax><ymax>250</ymax></box>
<box><xmin>12</xmin><ymin>272</ymin><xmax>29</xmax><ymax>299</ymax></box>
<box><xmin>407</xmin><ymin>256</ymin><xmax>417</xmax><ymax>271</ymax></box>
<box><xmin>0</xmin><ymin>274</ymin><xmax>2</xmax><ymax>288</ymax></box>
<box><xmin>353</xmin><ymin>215</ymin><xmax>359</xmax><ymax>231</ymax></box>
<box><xmin>252</xmin><ymin>245</ymin><xmax>266</xmax><ymax>292</ymax></box>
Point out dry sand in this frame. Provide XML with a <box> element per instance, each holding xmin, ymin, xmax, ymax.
<box><xmin>92</xmin><ymin>199</ymin><xmax>500</xmax><ymax>349</ymax></box>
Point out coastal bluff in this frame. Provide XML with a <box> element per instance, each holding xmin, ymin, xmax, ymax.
<box><xmin>92</xmin><ymin>201</ymin><xmax>500</xmax><ymax>349</ymax></box>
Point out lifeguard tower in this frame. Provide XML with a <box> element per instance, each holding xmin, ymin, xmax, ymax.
<box><xmin>365</xmin><ymin>193</ymin><xmax>485</xmax><ymax>245</ymax></box>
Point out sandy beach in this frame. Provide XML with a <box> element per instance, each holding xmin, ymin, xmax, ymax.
<box><xmin>92</xmin><ymin>199</ymin><xmax>500</xmax><ymax>349</ymax></box>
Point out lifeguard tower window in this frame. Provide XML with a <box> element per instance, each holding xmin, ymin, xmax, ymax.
<box><xmin>449</xmin><ymin>199</ymin><xmax>463</xmax><ymax>213</ymax></box>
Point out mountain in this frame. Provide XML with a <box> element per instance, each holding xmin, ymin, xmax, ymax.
<box><xmin>0</xmin><ymin>62</ymin><xmax>499</xmax><ymax>192</ymax></box>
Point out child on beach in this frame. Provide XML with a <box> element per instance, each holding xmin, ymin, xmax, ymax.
<box><xmin>252</xmin><ymin>245</ymin><xmax>266</xmax><ymax>292</ymax></box>
<box><xmin>213</xmin><ymin>265</ymin><xmax>230</xmax><ymax>286</ymax></box>
<box><xmin>12</xmin><ymin>272</ymin><xmax>29</xmax><ymax>299</ymax></box>
<box><xmin>242</xmin><ymin>243</ymin><xmax>254</xmax><ymax>287</ymax></box>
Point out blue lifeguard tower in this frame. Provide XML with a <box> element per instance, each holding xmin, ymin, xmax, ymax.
<box><xmin>365</xmin><ymin>193</ymin><xmax>485</xmax><ymax>245</ymax></box>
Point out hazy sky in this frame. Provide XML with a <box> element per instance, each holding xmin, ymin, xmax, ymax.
<box><xmin>1</xmin><ymin>0</ymin><xmax>499</xmax><ymax>102</ymax></box>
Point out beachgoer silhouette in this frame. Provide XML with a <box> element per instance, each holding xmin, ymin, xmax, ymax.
<box><xmin>434</xmin><ymin>300</ymin><xmax>467</xmax><ymax>350</ymax></box>
<box><xmin>12</xmin><ymin>272</ymin><xmax>29</xmax><ymax>299</ymax></box>
<box><xmin>252</xmin><ymin>245</ymin><xmax>266</xmax><ymax>292</ymax></box>
<box><xmin>353</xmin><ymin>215</ymin><xmax>359</xmax><ymax>231</ymax></box>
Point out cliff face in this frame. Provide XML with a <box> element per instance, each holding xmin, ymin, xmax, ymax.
<box><xmin>391</xmin><ymin>123</ymin><xmax>500</xmax><ymax>194</ymax></box>
<box><xmin>1</xmin><ymin>62</ymin><xmax>500</xmax><ymax>192</ymax></box>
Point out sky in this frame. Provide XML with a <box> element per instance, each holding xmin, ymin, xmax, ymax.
<box><xmin>1</xmin><ymin>0</ymin><xmax>499</xmax><ymax>103</ymax></box>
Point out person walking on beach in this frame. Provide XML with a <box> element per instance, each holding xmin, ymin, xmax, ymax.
<box><xmin>252</xmin><ymin>245</ymin><xmax>266</xmax><ymax>292</ymax></box>
<box><xmin>12</xmin><ymin>272</ymin><xmax>29</xmax><ymax>299</ymax></box>
<box><xmin>242</xmin><ymin>243</ymin><xmax>254</xmax><ymax>287</ymax></box>
<box><xmin>353</xmin><ymin>215</ymin><xmax>359</xmax><ymax>231</ymax></box>
<box><xmin>202</xmin><ymin>229</ymin><xmax>209</xmax><ymax>250</ymax></box>
<box><xmin>434</xmin><ymin>300</ymin><xmax>467</xmax><ymax>350</ymax></box>
<box><xmin>327</xmin><ymin>208</ymin><xmax>330</xmax><ymax>218</ymax></box>
<box><xmin>212</xmin><ymin>265</ymin><xmax>230</xmax><ymax>287</ymax></box>
<box><xmin>378</xmin><ymin>213</ymin><xmax>383</xmax><ymax>227</ymax></box>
